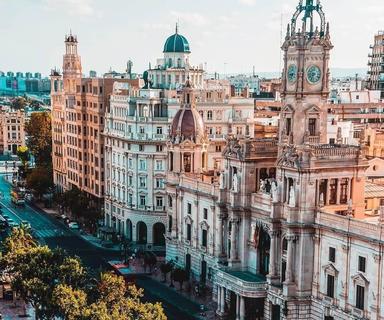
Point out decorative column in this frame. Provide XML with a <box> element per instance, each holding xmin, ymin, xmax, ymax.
<box><xmin>285</xmin><ymin>235</ymin><xmax>295</xmax><ymax>283</ymax></box>
<box><xmin>239</xmin><ymin>296</ymin><xmax>245</xmax><ymax>320</ymax></box>
<box><xmin>268</xmin><ymin>231</ymin><xmax>278</xmax><ymax>277</ymax></box>
<box><xmin>217</xmin><ymin>214</ymin><xmax>224</xmax><ymax>256</ymax></box>
<box><xmin>235</xmin><ymin>294</ymin><xmax>240</xmax><ymax>320</ymax></box>
<box><xmin>230</xmin><ymin>219</ymin><xmax>238</xmax><ymax>261</ymax></box>
<box><xmin>336</xmin><ymin>178</ymin><xmax>341</xmax><ymax>205</ymax></box>
<box><xmin>220</xmin><ymin>287</ymin><xmax>226</xmax><ymax>314</ymax></box>
<box><xmin>216</xmin><ymin>286</ymin><xmax>222</xmax><ymax>314</ymax></box>
<box><xmin>326</xmin><ymin>179</ymin><xmax>330</xmax><ymax>205</ymax></box>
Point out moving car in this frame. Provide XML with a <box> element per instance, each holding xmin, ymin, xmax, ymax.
<box><xmin>68</xmin><ymin>222</ymin><xmax>80</xmax><ymax>230</ymax></box>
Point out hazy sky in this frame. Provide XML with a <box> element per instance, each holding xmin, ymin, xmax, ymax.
<box><xmin>0</xmin><ymin>0</ymin><xmax>382</xmax><ymax>76</ymax></box>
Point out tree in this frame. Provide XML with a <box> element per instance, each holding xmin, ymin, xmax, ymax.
<box><xmin>25</xmin><ymin>112</ymin><xmax>52</xmax><ymax>166</ymax></box>
<box><xmin>159</xmin><ymin>262</ymin><xmax>173</xmax><ymax>283</ymax></box>
<box><xmin>55</xmin><ymin>273</ymin><xmax>167</xmax><ymax>320</ymax></box>
<box><xmin>11</xmin><ymin>97</ymin><xmax>27</xmax><ymax>110</ymax></box>
<box><xmin>172</xmin><ymin>268</ymin><xmax>188</xmax><ymax>291</ymax></box>
<box><xmin>1</xmin><ymin>228</ymin><xmax>87</xmax><ymax>319</ymax></box>
<box><xmin>26</xmin><ymin>166</ymin><xmax>54</xmax><ymax>200</ymax></box>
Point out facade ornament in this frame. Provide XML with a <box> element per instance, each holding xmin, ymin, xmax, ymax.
<box><xmin>223</xmin><ymin>135</ymin><xmax>243</xmax><ymax>160</ymax></box>
<box><xmin>319</xmin><ymin>193</ymin><xmax>325</xmax><ymax>207</ymax></box>
<box><xmin>259</xmin><ymin>179</ymin><xmax>266</xmax><ymax>193</ymax></box>
<box><xmin>277</xmin><ymin>145</ymin><xmax>300</xmax><ymax>168</ymax></box>
<box><xmin>232</xmin><ymin>173</ymin><xmax>239</xmax><ymax>193</ymax></box>
<box><xmin>271</xmin><ymin>180</ymin><xmax>278</xmax><ymax>203</ymax></box>
<box><xmin>219</xmin><ymin>172</ymin><xmax>225</xmax><ymax>190</ymax></box>
<box><xmin>347</xmin><ymin>199</ymin><xmax>353</xmax><ymax>216</ymax></box>
<box><xmin>288</xmin><ymin>186</ymin><xmax>296</xmax><ymax>208</ymax></box>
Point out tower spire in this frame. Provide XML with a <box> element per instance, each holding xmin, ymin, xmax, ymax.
<box><xmin>175</xmin><ymin>22</ymin><xmax>179</xmax><ymax>34</ymax></box>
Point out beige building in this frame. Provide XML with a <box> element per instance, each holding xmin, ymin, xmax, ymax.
<box><xmin>51</xmin><ymin>33</ymin><xmax>140</xmax><ymax>202</ymax></box>
<box><xmin>0</xmin><ymin>109</ymin><xmax>25</xmax><ymax>155</ymax></box>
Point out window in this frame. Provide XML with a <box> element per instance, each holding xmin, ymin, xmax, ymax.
<box><xmin>203</xmin><ymin>208</ymin><xmax>208</xmax><ymax>220</ymax></box>
<box><xmin>286</xmin><ymin>118</ymin><xmax>292</xmax><ymax>135</ymax></box>
<box><xmin>356</xmin><ymin>285</ymin><xmax>365</xmax><ymax>310</ymax></box>
<box><xmin>128</xmin><ymin>193</ymin><xmax>133</xmax><ymax>206</ymax></box>
<box><xmin>155</xmin><ymin>160</ymin><xmax>163</xmax><ymax>170</ymax></box>
<box><xmin>139</xmin><ymin>159</ymin><xmax>146</xmax><ymax>170</ymax></box>
<box><xmin>187</xmin><ymin>224</ymin><xmax>192</xmax><ymax>241</ymax></box>
<box><xmin>340</xmin><ymin>178</ymin><xmax>349</xmax><ymax>204</ymax></box>
<box><xmin>326</xmin><ymin>274</ymin><xmax>335</xmax><ymax>298</ymax></box>
<box><xmin>140</xmin><ymin>195</ymin><xmax>146</xmax><ymax>207</ymax></box>
<box><xmin>236</xmin><ymin>127</ymin><xmax>243</xmax><ymax>135</ymax></box>
<box><xmin>139</xmin><ymin>145</ymin><xmax>144</xmax><ymax>152</ymax></box>
<box><xmin>329</xmin><ymin>179</ymin><xmax>337</xmax><ymax>205</ymax></box>
<box><xmin>128</xmin><ymin>175</ymin><xmax>133</xmax><ymax>186</ymax></box>
<box><xmin>156</xmin><ymin>145</ymin><xmax>163</xmax><ymax>152</ymax></box>
<box><xmin>156</xmin><ymin>127</ymin><xmax>163</xmax><ymax>134</ymax></box>
<box><xmin>139</xmin><ymin>126</ymin><xmax>145</xmax><ymax>134</ymax></box>
<box><xmin>308</xmin><ymin>118</ymin><xmax>317</xmax><ymax>136</ymax></box>
<box><xmin>329</xmin><ymin>247</ymin><xmax>336</xmax><ymax>263</ymax></box>
<box><xmin>156</xmin><ymin>197</ymin><xmax>163</xmax><ymax>208</ymax></box>
<box><xmin>187</xmin><ymin>203</ymin><xmax>192</xmax><ymax>215</ymax></box>
<box><xmin>156</xmin><ymin>178</ymin><xmax>164</xmax><ymax>189</ymax></box>
<box><xmin>207</xmin><ymin>111</ymin><xmax>213</xmax><ymax>120</ymax></box>
<box><xmin>128</xmin><ymin>158</ymin><xmax>133</xmax><ymax>169</ymax></box>
<box><xmin>139</xmin><ymin>177</ymin><xmax>146</xmax><ymax>188</ymax></box>
<box><xmin>329</xmin><ymin>138</ymin><xmax>335</xmax><ymax>145</ymax></box>
<box><xmin>202</xmin><ymin>229</ymin><xmax>207</xmax><ymax>247</ymax></box>
<box><xmin>215</xmin><ymin>145</ymin><xmax>222</xmax><ymax>152</ymax></box>
<box><xmin>358</xmin><ymin>256</ymin><xmax>366</xmax><ymax>273</ymax></box>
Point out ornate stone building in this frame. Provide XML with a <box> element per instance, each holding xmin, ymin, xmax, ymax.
<box><xmin>166</xmin><ymin>1</ymin><xmax>384</xmax><ymax>319</ymax></box>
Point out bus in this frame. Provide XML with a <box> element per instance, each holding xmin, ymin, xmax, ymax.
<box><xmin>11</xmin><ymin>187</ymin><xmax>25</xmax><ymax>206</ymax></box>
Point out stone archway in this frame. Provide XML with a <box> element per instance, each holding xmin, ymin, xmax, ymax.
<box><xmin>152</xmin><ymin>222</ymin><xmax>165</xmax><ymax>246</ymax></box>
<box><xmin>136</xmin><ymin>221</ymin><xmax>147</xmax><ymax>244</ymax></box>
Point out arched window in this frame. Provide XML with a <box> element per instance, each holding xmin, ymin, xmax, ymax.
<box><xmin>177</xmin><ymin>58</ymin><xmax>181</xmax><ymax>68</ymax></box>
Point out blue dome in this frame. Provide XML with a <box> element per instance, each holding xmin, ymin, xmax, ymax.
<box><xmin>163</xmin><ymin>33</ymin><xmax>191</xmax><ymax>53</ymax></box>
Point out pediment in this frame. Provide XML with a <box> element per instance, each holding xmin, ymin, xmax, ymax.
<box><xmin>351</xmin><ymin>273</ymin><xmax>369</xmax><ymax>285</ymax></box>
<box><xmin>322</xmin><ymin>263</ymin><xmax>339</xmax><ymax>276</ymax></box>
<box><xmin>184</xmin><ymin>215</ymin><xmax>193</xmax><ymax>224</ymax></box>
<box><xmin>199</xmin><ymin>220</ymin><xmax>210</xmax><ymax>230</ymax></box>
<box><xmin>282</xmin><ymin>104</ymin><xmax>294</xmax><ymax>113</ymax></box>
<box><xmin>305</xmin><ymin>105</ymin><xmax>321</xmax><ymax>114</ymax></box>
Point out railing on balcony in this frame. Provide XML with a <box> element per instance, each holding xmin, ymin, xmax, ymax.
<box><xmin>215</xmin><ymin>267</ymin><xmax>267</xmax><ymax>297</ymax></box>
<box><xmin>311</xmin><ymin>144</ymin><xmax>361</xmax><ymax>160</ymax></box>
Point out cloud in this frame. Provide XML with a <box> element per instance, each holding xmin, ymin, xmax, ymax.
<box><xmin>238</xmin><ymin>0</ymin><xmax>256</xmax><ymax>6</ymax></box>
<box><xmin>42</xmin><ymin>0</ymin><xmax>97</xmax><ymax>17</ymax></box>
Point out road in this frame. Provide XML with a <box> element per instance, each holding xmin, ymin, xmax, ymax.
<box><xmin>0</xmin><ymin>174</ymin><xmax>199</xmax><ymax>319</ymax></box>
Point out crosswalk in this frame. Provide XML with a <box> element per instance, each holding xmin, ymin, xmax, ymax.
<box><xmin>34</xmin><ymin>228</ymin><xmax>72</xmax><ymax>238</ymax></box>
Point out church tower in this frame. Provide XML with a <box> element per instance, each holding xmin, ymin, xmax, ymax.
<box><xmin>271</xmin><ymin>1</ymin><xmax>368</xmax><ymax>318</ymax></box>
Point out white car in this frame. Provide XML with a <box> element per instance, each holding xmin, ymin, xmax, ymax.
<box><xmin>68</xmin><ymin>222</ymin><xmax>80</xmax><ymax>230</ymax></box>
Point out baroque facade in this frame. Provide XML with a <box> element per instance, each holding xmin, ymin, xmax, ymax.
<box><xmin>165</xmin><ymin>1</ymin><xmax>384</xmax><ymax>320</ymax></box>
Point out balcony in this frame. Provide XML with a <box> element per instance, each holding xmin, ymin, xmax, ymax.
<box><xmin>215</xmin><ymin>267</ymin><xmax>267</xmax><ymax>298</ymax></box>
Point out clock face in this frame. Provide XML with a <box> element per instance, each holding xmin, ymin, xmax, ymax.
<box><xmin>287</xmin><ymin>65</ymin><xmax>297</xmax><ymax>83</ymax></box>
<box><xmin>307</xmin><ymin>65</ymin><xmax>322</xmax><ymax>84</ymax></box>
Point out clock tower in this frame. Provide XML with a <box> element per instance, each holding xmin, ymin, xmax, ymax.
<box><xmin>280</xmin><ymin>0</ymin><xmax>332</xmax><ymax>146</ymax></box>
<box><xmin>270</xmin><ymin>1</ymin><xmax>368</xmax><ymax>318</ymax></box>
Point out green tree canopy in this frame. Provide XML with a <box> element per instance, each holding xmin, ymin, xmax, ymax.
<box><xmin>26</xmin><ymin>166</ymin><xmax>54</xmax><ymax>199</ymax></box>
<box><xmin>25</xmin><ymin>112</ymin><xmax>52</xmax><ymax>166</ymax></box>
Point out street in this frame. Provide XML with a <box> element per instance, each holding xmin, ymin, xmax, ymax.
<box><xmin>0</xmin><ymin>174</ymin><xmax>199</xmax><ymax>319</ymax></box>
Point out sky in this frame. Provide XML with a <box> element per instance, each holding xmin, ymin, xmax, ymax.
<box><xmin>0</xmin><ymin>0</ymin><xmax>382</xmax><ymax>77</ymax></box>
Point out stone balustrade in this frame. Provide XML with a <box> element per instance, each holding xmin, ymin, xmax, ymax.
<box><xmin>316</xmin><ymin>210</ymin><xmax>382</xmax><ymax>240</ymax></box>
<box><xmin>310</xmin><ymin>145</ymin><xmax>361</xmax><ymax>160</ymax></box>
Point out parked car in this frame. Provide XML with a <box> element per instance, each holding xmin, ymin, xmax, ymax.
<box><xmin>68</xmin><ymin>222</ymin><xmax>80</xmax><ymax>230</ymax></box>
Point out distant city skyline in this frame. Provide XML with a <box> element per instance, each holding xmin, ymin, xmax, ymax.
<box><xmin>0</xmin><ymin>0</ymin><xmax>382</xmax><ymax>76</ymax></box>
